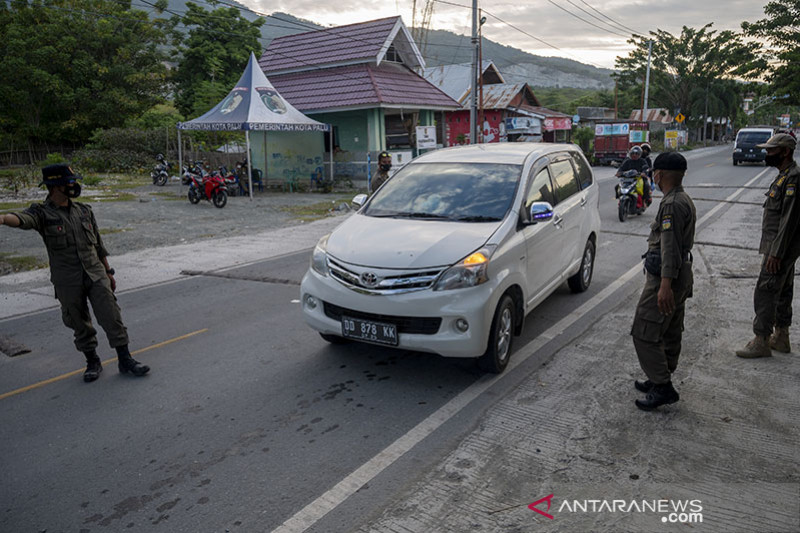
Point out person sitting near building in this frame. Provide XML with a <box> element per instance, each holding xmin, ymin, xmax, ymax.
<box><xmin>370</xmin><ymin>152</ymin><xmax>392</xmax><ymax>194</ymax></box>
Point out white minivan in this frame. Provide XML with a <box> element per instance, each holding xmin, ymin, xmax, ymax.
<box><xmin>300</xmin><ymin>143</ymin><xmax>601</xmax><ymax>373</ymax></box>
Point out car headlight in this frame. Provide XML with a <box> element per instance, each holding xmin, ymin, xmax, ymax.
<box><xmin>433</xmin><ymin>245</ymin><xmax>496</xmax><ymax>291</ymax></box>
<box><xmin>311</xmin><ymin>235</ymin><xmax>330</xmax><ymax>276</ymax></box>
<box><xmin>734</xmin><ymin>148</ymin><xmax>742</xmax><ymax>153</ymax></box>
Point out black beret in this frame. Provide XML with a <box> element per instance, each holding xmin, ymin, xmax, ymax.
<box><xmin>652</xmin><ymin>152</ymin><xmax>687</xmax><ymax>171</ymax></box>
<box><xmin>40</xmin><ymin>164</ymin><xmax>81</xmax><ymax>185</ymax></box>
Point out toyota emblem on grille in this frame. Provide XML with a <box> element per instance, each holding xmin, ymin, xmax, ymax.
<box><xmin>360</xmin><ymin>272</ymin><xmax>379</xmax><ymax>287</ymax></box>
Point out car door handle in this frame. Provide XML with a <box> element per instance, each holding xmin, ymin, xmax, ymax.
<box><xmin>553</xmin><ymin>215</ymin><xmax>563</xmax><ymax>226</ymax></box>
<box><xmin>580</xmin><ymin>196</ymin><xmax>587</xmax><ymax>207</ymax></box>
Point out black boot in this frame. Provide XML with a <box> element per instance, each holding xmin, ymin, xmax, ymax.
<box><xmin>116</xmin><ymin>345</ymin><xmax>150</xmax><ymax>377</ymax></box>
<box><xmin>635</xmin><ymin>382</ymin><xmax>679</xmax><ymax>411</ymax></box>
<box><xmin>634</xmin><ymin>379</ymin><xmax>654</xmax><ymax>393</ymax></box>
<box><xmin>83</xmin><ymin>350</ymin><xmax>103</xmax><ymax>383</ymax></box>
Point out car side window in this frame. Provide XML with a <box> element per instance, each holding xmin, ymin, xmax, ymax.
<box><xmin>525</xmin><ymin>167</ymin><xmax>556</xmax><ymax>210</ymax></box>
<box><xmin>550</xmin><ymin>158</ymin><xmax>581</xmax><ymax>202</ymax></box>
<box><xmin>570</xmin><ymin>152</ymin><xmax>593</xmax><ymax>189</ymax></box>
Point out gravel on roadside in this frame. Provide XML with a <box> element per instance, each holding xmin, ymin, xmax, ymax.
<box><xmin>0</xmin><ymin>182</ymin><xmax>360</xmax><ymax>276</ymax></box>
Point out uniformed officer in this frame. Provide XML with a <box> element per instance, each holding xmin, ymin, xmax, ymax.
<box><xmin>631</xmin><ymin>152</ymin><xmax>696</xmax><ymax>411</ymax></box>
<box><xmin>369</xmin><ymin>151</ymin><xmax>392</xmax><ymax>194</ymax></box>
<box><xmin>736</xmin><ymin>133</ymin><xmax>800</xmax><ymax>358</ymax></box>
<box><xmin>0</xmin><ymin>164</ymin><xmax>149</xmax><ymax>382</ymax></box>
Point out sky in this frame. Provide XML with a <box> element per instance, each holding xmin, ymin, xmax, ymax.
<box><xmin>242</xmin><ymin>0</ymin><xmax>769</xmax><ymax>70</ymax></box>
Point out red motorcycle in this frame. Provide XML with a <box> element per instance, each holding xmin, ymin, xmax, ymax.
<box><xmin>187</xmin><ymin>172</ymin><xmax>227</xmax><ymax>208</ymax></box>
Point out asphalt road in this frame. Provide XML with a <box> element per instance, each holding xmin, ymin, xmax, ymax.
<box><xmin>0</xmin><ymin>145</ymin><xmax>773</xmax><ymax>532</ymax></box>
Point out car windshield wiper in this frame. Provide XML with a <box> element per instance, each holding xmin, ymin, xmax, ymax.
<box><xmin>453</xmin><ymin>215</ymin><xmax>502</xmax><ymax>222</ymax></box>
<box><xmin>371</xmin><ymin>212</ymin><xmax>453</xmax><ymax>219</ymax></box>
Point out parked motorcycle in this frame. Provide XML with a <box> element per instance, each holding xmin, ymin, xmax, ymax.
<box><xmin>616</xmin><ymin>169</ymin><xmax>648</xmax><ymax>222</ymax></box>
<box><xmin>150</xmin><ymin>154</ymin><xmax>170</xmax><ymax>186</ymax></box>
<box><xmin>181</xmin><ymin>161</ymin><xmax>207</xmax><ymax>185</ymax></box>
<box><xmin>187</xmin><ymin>171</ymin><xmax>227</xmax><ymax>208</ymax></box>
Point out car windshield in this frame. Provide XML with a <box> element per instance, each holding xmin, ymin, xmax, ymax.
<box><xmin>738</xmin><ymin>132</ymin><xmax>771</xmax><ymax>145</ymax></box>
<box><xmin>364</xmin><ymin>162</ymin><xmax>522</xmax><ymax>221</ymax></box>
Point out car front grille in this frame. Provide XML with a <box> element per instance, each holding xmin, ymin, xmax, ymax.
<box><xmin>327</xmin><ymin>257</ymin><xmax>444</xmax><ymax>294</ymax></box>
<box><xmin>323</xmin><ymin>302</ymin><xmax>442</xmax><ymax>335</ymax></box>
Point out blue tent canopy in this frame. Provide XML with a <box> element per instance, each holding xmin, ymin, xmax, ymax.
<box><xmin>177</xmin><ymin>52</ymin><xmax>331</xmax><ymax>198</ymax></box>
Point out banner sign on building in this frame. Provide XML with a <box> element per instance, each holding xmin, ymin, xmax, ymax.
<box><xmin>544</xmin><ymin>118</ymin><xmax>573</xmax><ymax>131</ymax></box>
<box><xmin>629</xmin><ymin>130</ymin><xmax>649</xmax><ymax>143</ymax></box>
<box><xmin>416</xmin><ymin>126</ymin><xmax>437</xmax><ymax>150</ymax></box>
<box><xmin>595</xmin><ymin>123</ymin><xmax>630</xmax><ymax>136</ymax></box>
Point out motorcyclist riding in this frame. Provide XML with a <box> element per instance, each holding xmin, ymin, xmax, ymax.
<box><xmin>640</xmin><ymin>143</ymin><xmax>654</xmax><ymax>188</ymax></box>
<box><xmin>616</xmin><ymin>146</ymin><xmax>651</xmax><ymax>206</ymax></box>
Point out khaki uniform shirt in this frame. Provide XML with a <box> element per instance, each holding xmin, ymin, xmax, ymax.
<box><xmin>647</xmin><ymin>185</ymin><xmax>696</xmax><ymax>279</ymax></box>
<box><xmin>760</xmin><ymin>161</ymin><xmax>800</xmax><ymax>259</ymax></box>
<box><xmin>13</xmin><ymin>199</ymin><xmax>109</xmax><ymax>286</ymax></box>
<box><xmin>370</xmin><ymin>170</ymin><xmax>390</xmax><ymax>194</ymax></box>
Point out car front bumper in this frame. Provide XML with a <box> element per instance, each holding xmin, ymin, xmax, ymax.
<box><xmin>300</xmin><ymin>268</ymin><xmax>501</xmax><ymax>358</ymax></box>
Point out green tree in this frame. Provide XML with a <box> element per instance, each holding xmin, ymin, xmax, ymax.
<box><xmin>743</xmin><ymin>0</ymin><xmax>800</xmax><ymax>104</ymax></box>
<box><xmin>615</xmin><ymin>24</ymin><xmax>765</xmax><ymax>128</ymax></box>
<box><xmin>171</xmin><ymin>2</ymin><xmax>264</xmax><ymax>117</ymax></box>
<box><xmin>0</xmin><ymin>0</ymin><xmax>169</xmax><ymax>156</ymax></box>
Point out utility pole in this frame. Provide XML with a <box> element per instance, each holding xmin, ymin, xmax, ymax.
<box><xmin>642</xmin><ymin>39</ymin><xmax>652</xmax><ymax>126</ymax></box>
<box><xmin>478</xmin><ymin>10</ymin><xmax>485</xmax><ymax>144</ymax></box>
<box><xmin>469</xmin><ymin>0</ymin><xmax>478</xmax><ymax>144</ymax></box>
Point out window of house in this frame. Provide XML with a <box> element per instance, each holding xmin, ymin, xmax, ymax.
<box><xmin>385</xmin><ymin>45</ymin><xmax>402</xmax><ymax>63</ymax></box>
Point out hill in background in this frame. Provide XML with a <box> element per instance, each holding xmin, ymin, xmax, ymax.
<box><xmin>158</xmin><ymin>1</ymin><xmax>614</xmax><ymax>90</ymax></box>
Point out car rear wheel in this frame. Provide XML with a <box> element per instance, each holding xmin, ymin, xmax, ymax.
<box><xmin>568</xmin><ymin>239</ymin><xmax>595</xmax><ymax>293</ymax></box>
<box><xmin>478</xmin><ymin>295</ymin><xmax>515</xmax><ymax>374</ymax></box>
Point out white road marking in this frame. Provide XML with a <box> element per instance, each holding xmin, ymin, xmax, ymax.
<box><xmin>271</xmin><ymin>168</ymin><xmax>771</xmax><ymax>533</ymax></box>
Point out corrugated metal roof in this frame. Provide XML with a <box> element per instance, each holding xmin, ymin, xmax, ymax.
<box><xmin>269</xmin><ymin>63</ymin><xmax>460</xmax><ymax>112</ymax></box>
<box><xmin>629</xmin><ymin>108</ymin><xmax>673</xmax><ymax>123</ymax></box>
<box><xmin>523</xmin><ymin>106</ymin><xmax>571</xmax><ymax>118</ymax></box>
<box><xmin>422</xmin><ymin>61</ymin><xmax>501</xmax><ymax>102</ymax></box>
<box><xmin>260</xmin><ymin>17</ymin><xmax>400</xmax><ymax>73</ymax></box>
<box><xmin>479</xmin><ymin>83</ymin><xmax>529</xmax><ymax>109</ymax></box>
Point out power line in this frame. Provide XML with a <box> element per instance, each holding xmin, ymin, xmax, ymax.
<box><xmin>563</xmin><ymin>0</ymin><xmax>639</xmax><ymax>37</ymax></box>
<box><xmin>546</xmin><ymin>0</ymin><xmax>629</xmax><ymax>38</ymax></box>
<box><xmin>577</xmin><ymin>0</ymin><xmax>646</xmax><ymax>37</ymax></box>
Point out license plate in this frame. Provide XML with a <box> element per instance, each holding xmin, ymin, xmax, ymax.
<box><xmin>341</xmin><ymin>316</ymin><xmax>398</xmax><ymax>346</ymax></box>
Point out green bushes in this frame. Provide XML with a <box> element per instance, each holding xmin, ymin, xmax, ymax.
<box><xmin>70</xmin><ymin>128</ymin><xmax>170</xmax><ymax>173</ymax></box>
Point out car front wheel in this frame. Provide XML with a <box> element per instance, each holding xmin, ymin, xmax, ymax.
<box><xmin>478</xmin><ymin>294</ymin><xmax>515</xmax><ymax>374</ymax></box>
<box><xmin>568</xmin><ymin>239</ymin><xmax>595</xmax><ymax>293</ymax></box>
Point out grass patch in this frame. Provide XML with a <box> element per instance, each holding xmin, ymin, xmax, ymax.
<box><xmin>0</xmin><ymin>253</ymin><xmax>47</xmax><ymax>274</ymax></box>
<box><xmin>279</xmin><ymin>196</ymin><xmax>355</xmax><ymax>221</ymax></box>
<box><xmin>0</xmin><ymin>201</ymin><xmax>32</xmax><ymax>211</ymax></box>
<box><xmin>93</xmin><ymin>192</ymin><xmax>137</xmax><ymax>203</ymax></box>
<box><xmin>99</xmin><ymin>227</ymin><xmax>129</xmax><ymax>235</ymax></box>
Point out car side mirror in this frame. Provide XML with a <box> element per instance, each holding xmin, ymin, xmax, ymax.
<box><xmin>352</xmin><ymin>193</ymin><xmax>367</xmax><ymax>209</ymax></box>
<box><xmin>528</xmin><ymin>202</ymin><xmax>554</xmax><ymax>224</ymax></box>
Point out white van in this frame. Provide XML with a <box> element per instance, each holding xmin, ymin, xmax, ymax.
<box><xmin>733</xmin><ymin>127</ymin><xmax>775</xmax><ymax>165</ymax></box>
<box><xmin>300</xmin><ymin>143</ymin><xmax>601</xmax><ymax>373</ymax></box>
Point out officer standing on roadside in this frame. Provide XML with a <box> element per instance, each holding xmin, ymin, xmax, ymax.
<box><xmin>370</xmin><ymin>151</ymin><xmax>392</xmax><ymax>194</ymax></box>
<box><xmin>736</xmin><ymin>133</ymin><xmax>800</xmax><ymax>358</ymax></box>
<box><xmin>0</xmin><ymin>164</ymin><xmax>149</xmax><ymax>382</ymax></box>
<box><xmin>631</xmin><ymin>152</ymin><xmax>696</xmax><ymax>411</ymax></box>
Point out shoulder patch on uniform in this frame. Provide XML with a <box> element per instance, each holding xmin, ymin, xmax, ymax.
<box><xmin>787</xmin><ymin>185</ymin><xmax>795</xmax><ymax>196</ymax></box>
<box><xmin>777</xmin><ymin>175</ymin><xmax>787</xmax><ymax>187</ymax></box>
<box><xmin>661</xmin><ymin>214</ymin><xmax>673</xmax><ymax>231</ymax></box>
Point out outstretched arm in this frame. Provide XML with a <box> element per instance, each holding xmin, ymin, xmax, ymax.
<box><xmin>0</xmin><ymin>214</ymin><xmax>21</xmax><ymax>227</ymax></box>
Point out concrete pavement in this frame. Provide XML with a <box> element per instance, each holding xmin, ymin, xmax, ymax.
<box><xmin>3</xmin><ymin>144</ymin><xmax>796</xmax><ymax>532</ymax></box>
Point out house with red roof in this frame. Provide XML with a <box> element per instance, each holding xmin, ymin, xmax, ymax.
<box><xmin>257</xmin><ymin>16</ymin><xmax>460</xmax><ymax>183</ymax></box>
<box><xmin>423</xmin><ymin>62</ymin><xmax>573</xmax><ymax>144</ymax></box>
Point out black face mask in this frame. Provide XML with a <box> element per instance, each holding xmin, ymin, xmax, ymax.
<box><xmin>380</xmin><ymin>164</ymin><xmax>391</xmax><ymax>172</ymax></box>
<box><xmin>765</xmin><ymin>154</ymin><xmax>784</xmax><ymax>168</ymax></box>
<box><xmin>65</xmin><ymin>183</ymin><xmax>81</xmax><ymax>198</ymax></box>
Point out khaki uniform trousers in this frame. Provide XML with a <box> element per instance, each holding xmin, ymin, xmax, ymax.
<box><xmin>631</xmin><ymin>264</ymin><xmax>693</xmax><ymax>384</ymax></box>
<box><xmin>753</xmin><ymin>253</ymin><xmax>798</xmax><ymax>337</ymax></box>
<box><xmin>56</xmin><ymin>272</ymin><xmax>128</xmax><ymax>352</ymax></box>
